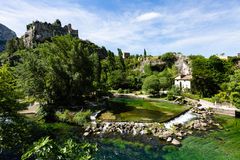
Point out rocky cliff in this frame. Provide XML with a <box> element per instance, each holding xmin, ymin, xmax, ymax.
<box><xmin>175</xmin><ymin>54</ymin><xmax>191</xmax><ymax>75</ymax></box>
<box><xmin>22</xmin><ymin>19</ymin><xmax>78</xmax><ymax>48</ymax></box>
<box><xmin>0</xmin><ymin>23</ymin><xmax>17</xmax><ymax>52</ymax></box>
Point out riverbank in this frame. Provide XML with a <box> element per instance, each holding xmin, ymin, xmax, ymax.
<box><xmin>83</xmin><ymin>106</ymin><xmax>221</xmax><ymax>146</ymax></box>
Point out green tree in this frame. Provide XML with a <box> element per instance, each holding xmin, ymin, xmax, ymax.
<box><xmin>16</xmin><ymin>35</ymin><xmax>96</xmax><ymax>119</ymax></box>
<box><xmin>144</xmin><ymin>49</ymin><xmax>147</xmax><ymax>60</ymax></box>
<box><xmin>0</xmin><ymin>65</ymin><xmax>24</xmax><ymax>116</ymax></box>
<box><xmin>117</xmin><ymin>48</ymin><xmax>125</xmax><ymax>71</ymax></box>
<box><xmin>160</xmin><ymin>52</ymin><xmax>177</xmax><ymax>67</ymax></box>
<box><xmin>107</xmin><ymin>69</ymin><xmax>125</xmax><ymax>89</ymax></box>
<box><xmin>142</xmin><ymin>75</ymin><xmax>160</xmax><ymax>96</ymax></box>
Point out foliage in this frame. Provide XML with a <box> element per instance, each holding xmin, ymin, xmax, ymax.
<box><xmin>190</xmin><ymin>55</ymin><xmax>233</xmax><ymax>97</ymax></box>
<box><xmin>55</xmin><ymin>110</ymin><xmax>71</xmax><ymax>122</ymax></box>
<box><xmin>107</xmin><ymin>69</ymin><xmax>125</xmax><ymax>89</ymax></box>
<box><xmin>158</xmin><ymin>67</ymin><xmax>177</xmax><ymax>90</ymax></box>
<box><xmin>22</xmin><ymin>137</ymin><xmax>97</xmax><ymax>160</ymax></box>
<box><xmin>16</xmin><ymin>35</ymin><xmax>98</xmax><ymax>118</ymax></box>
<box><xmin>72</xmin><ymin>110</ymin><xmax>91</xmax><ymax>125</ymax></box>
<box><xmin>160</xmin><ymin>52</ymin><xmax>177</xmax><ymax>67</ymax></box>
<box><xmin>167</xmin><ymin>86</ymin><xmax>181</xmax><ymax>100</ymax></box>
<box><xmin>142</xmin><ymin>75</ymin><xmax>160</xmax><ymax>95</ymax></box>
<box><xmin>56</xmin><ymin>110</ymin><xmax>92</xmax><ymax>125</ymax></box>
<box><xmin>144</xmin><ymin>49</ymin><xmax>147</xmax><ymax>59</ymax></box>
<box><xmin>117</xmin><ymin>88</ymin><xmax>124</xmax><ymax>93</ymax></box>
<box><xmin>0</xmin><ymin>65</ymin><xmax>25</xmax><ymax>116</ymax></box>
<box><xmin>0</xmin><ymin>116</ymin><xmax>45</xmax><ymax>159</ymax></box>
<box><xmin>117</xmin><ymin>48</ymin><xmax>125</xmax><ymax>71</ymax></box>
<box><xmin>144</xmin><ymin>64</ymin><xmax>152</xmax><ymax>75</ymax></box>
<box><xmin>213</xmin><ymin>69</ymin><xmax>240</xmax><ymax>108</ymax></box>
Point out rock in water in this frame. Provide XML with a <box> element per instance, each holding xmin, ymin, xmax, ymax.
<box><xmin>0</xmin><ymin>23</ymin><xmax>17</xmax><ymax>52</ymax></box>
<box><xmin>171</xmin><ymin>139</ymin><xmax>181</xmax><ymax>145</ymax></box>
<box><xmin>166</xmin><ymin>137</ymin><xmax>172</xmax><ymax>142</ymax></box>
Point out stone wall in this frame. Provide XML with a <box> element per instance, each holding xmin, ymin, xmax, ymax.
<box><xmin>22</xmin><ymin>20</ymin><xmax>78</xmax><ymax>48</ymax></box>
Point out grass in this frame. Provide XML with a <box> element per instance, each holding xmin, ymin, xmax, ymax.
<box><xmin>99</xmin><ymin>98</ymin><xmax>190</xmax><ymax>122</ymax></box>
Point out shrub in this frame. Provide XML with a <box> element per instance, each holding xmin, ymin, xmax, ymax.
<box><xmin>142</xmin><ymin>75</ymin><xmax>160</xmax><ymax>96</ymax></box>
<box><xmin>72</xmin><ymin>110</ymin><xmax>92</xmax><ymax>125</ymax></box>
<box><xmin>117</xmin><ymin>88</ymin><xmax>123</xmax><ymax>93</ymax></box>
<box><xmin>167</xmin><ymin>91</ymin><xmax>175</xmax><ymax>100</ymax></box>
<box><xmin>55</xmin><ymin>110</ymin><xmax>71</xmax><ymax>122</ymax></box>
<box><xmin>124</xmin><ymin>89</ymin><xmax>130</xmax><ymax>94</ymax></box>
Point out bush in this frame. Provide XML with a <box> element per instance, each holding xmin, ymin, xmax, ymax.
<box><xmin>117</xmin><ymin>88</ymin><xmax>123</xmax><ymax>93</ymax></box>
<box><xmin>124</xmin><ymin>89</ymin><xmax>130</xmax><ymax>94</ymax></box>
<box><xmin>167</xmin><ymin>91</ymin><xmax>175</xmax><ymax>100</ymax></box>
<box><xmin>56</xmin><ymin>110</ymin><xmax>92</xmax><ymax>125</ymax></box>
<box><xmin>55</xmin><ymin>110</ymin><xmax>72</xmax><ymax>123</ymax></box>
<box><xmin>167</xmin><ymin>86</ymin><xmax>181</xmax><ymax>100</ymax></box>
<box><xmin>142</xmin><ymin>75</ymin><xmax>160</xmax><ymax>96</ymax></box>
<box><xmin>72</xmin><ymin>110</ymin><xmax>92</xmax><ymax>125</ymax></box>
<box><xmin>183</xmin><ymin>92</ymin><xmax>200</xmax><ymax>100</ymax></box>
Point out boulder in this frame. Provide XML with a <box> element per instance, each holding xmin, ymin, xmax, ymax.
<box><xmin>83</xmin><ymin>132</ymin><xmax>89</xmax><ymax>136</ymax></box>
<box><xmin>171</xmin><ymin>139</ymin><xmax>181</xmax><ymax>145</ymax></box>
<box><xmin>166</xmin><ymin>137</ymin><xmax>172</xmax><ymax>142</ymax></box>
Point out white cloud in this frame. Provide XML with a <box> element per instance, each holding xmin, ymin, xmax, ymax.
<box><xmin>1</xmin><ymin>0</ymin><xmax>240</xmax><ymax>56</ymax></box>
<box><xmin>135</xmin><ymin>12</ymin><xmax>161</xmax><ymax>22</ymax></box>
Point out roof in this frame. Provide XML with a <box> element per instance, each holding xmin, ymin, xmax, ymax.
<box><xmin>175</xmin><ymin>75</ymin><xmax>192</xmax><ymax>80</ymax></box>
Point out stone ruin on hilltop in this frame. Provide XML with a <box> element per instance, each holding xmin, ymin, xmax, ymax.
<box><xmin>22</xmin><ymin>19</ymin><xmax>78</xmax><ymax>47</ymax></box>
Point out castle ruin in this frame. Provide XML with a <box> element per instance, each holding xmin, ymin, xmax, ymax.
<box><xmin>22</xmin><ymin>19</ymin><xmax>78</xmax><ymax>47</ymax></box>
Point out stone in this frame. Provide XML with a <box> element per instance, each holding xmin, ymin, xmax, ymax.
<box><xmin>83</xmin><ymin>132</ymin><xmax>89</xmax><ymax>136</ymax></box>
<box><xmin>22</xmin><ymin>20</ymin><xmax>78</xmax><ymax>48</ymax></box>
<box><xmin>166</xmin><ymin>137</ymin><xmax>172</xmax><ymax>142</ymax></box>
<box><xmin>91</xmin><ymin>121</ymin><xmax>97</xmax><ymax>128</ymax></box>
<box><xmin>171</xmin><ymin>139</ymin><xmax>181</xmax><ymax>145</ymax></box>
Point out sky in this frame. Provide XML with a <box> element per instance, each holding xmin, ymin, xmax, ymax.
<box><xmin>1</xmin><ymin>0</ymin><xmax>240</xmax><ymax>56</ymax></box>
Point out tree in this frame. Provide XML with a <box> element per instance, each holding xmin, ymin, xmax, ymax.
<box><xmin>117</xmin><ymin>48</ymin><xmax>125</xmax><ymax>71</ymax></box>
<box><xmin>190</xmin><ymin>55</ymin><xmax>234</xmax><ymax>97</ymax></box>
<box><xmin>158</xmin><ymin>67</ymin><xmax>177</xmax><ymax>90</ymax></box>
<box><xmin>142</xmin><ymin>75</ymin><xmax>160</xmax><ymax>96</ymax></box>
<box><xmin>144</xmin><ymin>49</ymin><xmax>147</xmax><ymax>60</ymax></box>
<box><xmin>160</xmin><ymin>52</ymin><xmax>177</xmax><ymax>67</ymax></box>
<box><xmin>107</xmin><ymin>69</ymin><xmax>125</xmax><ymax>89</ymax></box>
<box><xmin>16</xmin><ymin>35</ymin><xmax>96</xmax><ymax>119</ymax></box>
<box><xmin>0</xmin><ymin>65</ymin><xmax>24</xmax><ymax>116</ymax></box>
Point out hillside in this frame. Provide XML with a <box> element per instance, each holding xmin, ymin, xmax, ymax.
<box><xmin>0</xmin><ymin>23</ymin><xmax>16</xmax><ymax>52</ymax></box>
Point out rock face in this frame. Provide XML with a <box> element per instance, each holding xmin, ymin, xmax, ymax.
<box><xmin>175</xmin><ymin>54</ymin><xmax>191</xmax><ymax>75</ymax></box>
<box><xmin>22</xmin><ymin>19</ymin><xmax>78</xmax><ymax>48</ymax></box>
<box><xmin>0</xmin><ymin>23</ymin><xmax>17</xmax><ymax>52</ymax></box>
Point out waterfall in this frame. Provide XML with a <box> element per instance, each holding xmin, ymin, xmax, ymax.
<box><xmin>164</xmin><ymin>110</ymin><xmax>197</xmax><ymax>129</ymax></box>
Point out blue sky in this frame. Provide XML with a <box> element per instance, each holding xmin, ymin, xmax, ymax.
<box><xmin>1</xmin><ymin>0</ymin><xmax>240</xmax><ymax>56</ymax></box>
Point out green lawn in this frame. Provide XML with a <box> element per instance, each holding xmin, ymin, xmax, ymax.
<box><xmin>99</xmin><ymin>98</ymin><xmax>190</xmax><ymax>122</ymax></box>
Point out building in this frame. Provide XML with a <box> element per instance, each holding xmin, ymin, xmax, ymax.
<box><xmin>174</xmin><ymin>75</ymin><xmax>192</xmax><ymax>90</ymax></box>
<box><xmin>123</xmin><ymin>52</ymin><xmax>130</xmax><ymax>59</ymax></box>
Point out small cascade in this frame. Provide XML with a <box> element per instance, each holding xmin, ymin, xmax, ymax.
<box><xmin>164</xmin><ymin>110</ymin><xmax>197</xmax><ymax>129</ymax></box>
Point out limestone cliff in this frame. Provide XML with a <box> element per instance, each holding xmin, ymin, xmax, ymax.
<box><xmin>22</xmin><ymin>19</ymin><xmax>78</xmax><ymax>48</ymax></box>
<box><xmin>139</xmin><ymin>53</ymin><xmax>191</xmax><ymax>75</ymax></box>
<box><xmin>0</xmin><ymin>23</ymin><xmax>17</xmax><ymax>52</ymax></box>
<box><xmin>175</xmin><ymin>54</ymin><xmax>191</xmax><ymax>76</ymax></box>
